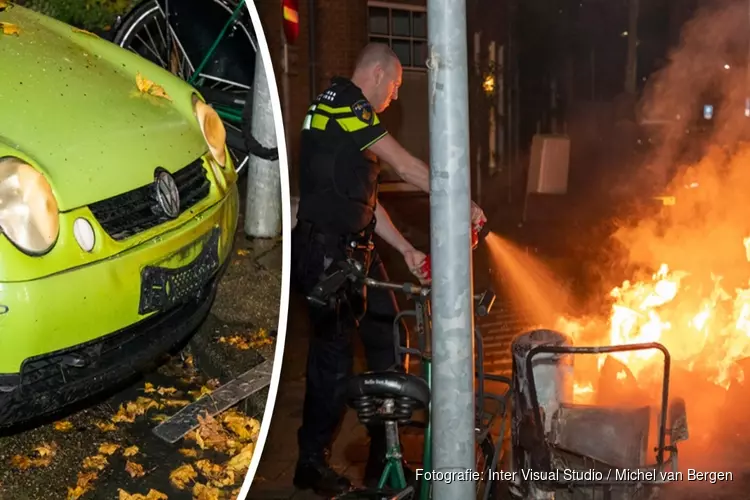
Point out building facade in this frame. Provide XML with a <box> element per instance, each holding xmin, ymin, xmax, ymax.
<box><xmin>255</xmin><ymin>0</ymin><xmax>517</xmax><ymax>204</ymax></box>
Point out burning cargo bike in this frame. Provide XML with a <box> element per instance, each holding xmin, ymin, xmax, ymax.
<box><xmin>507</xmin><ymin>329</ymin><xmax>689</xmax><ymax>500</ymax></box>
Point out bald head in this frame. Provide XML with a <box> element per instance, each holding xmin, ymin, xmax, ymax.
<box><xmin>351</xmin><ymin>43</ymin><xmax>403</xmax><ymax>113</ymax></box>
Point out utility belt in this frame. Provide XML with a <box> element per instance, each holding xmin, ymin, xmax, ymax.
<box><xmin>296</xmin><ymin>218</ymin><xmax>376</xmax><ymax>317</ymax></box>
<box><xmin>296</xmin><ymin>217</ymin><xmax>375</xmax><ymax>266</ymax></box>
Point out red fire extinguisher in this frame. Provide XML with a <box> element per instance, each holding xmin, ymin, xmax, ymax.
<box><xmin>419</xmin><ymin>214</ymin><xmax>487</xmax><ymax>282</ymax></box>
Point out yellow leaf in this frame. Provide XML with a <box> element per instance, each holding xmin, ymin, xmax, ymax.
<box><xmin>82</xmin><ymin>454</ymin><xmax>109</xmax><ymax>470</ymax></box>
<box><xmin>178</xmin><ymin>448</ymin><xmax>198</xmax><ymax>458</ymax></box>
<box><xmin>226</xmin><ymin>442</ymin><xmax>255</xmax><ymax>472</ymax></box>
<box><xmin>54</xmin><ymin>420</ymin><xmax>74</xmax><ymax>432</ymax></box>
<box><xmin>169</xmin><ymin>464</ymin><xmax>197</xmax><ymax>490</ymax></box>
<box><xmin>135</xmin><ymin>72</ymin><xmax>153</xmax><ymax>93</ymax></box>
<box><xmin>0</xmin><ymin>2</ymin><xmax>9</xmax><ymax>11</ymax></box>
<box><xmin>98</xmin><ymin>443</ymin><xmax>120</xmax><ymax>455</ymax></box>
<box><xmin>67</xmin><ymin>471</ymin><xmax>98</xmax><ymax>500</ymax></box>
<box><xmin>236</xmin><ymin>249</ymin><xmax>250</xmax><ymax>256</ymax></box>
<box><xmin>123</xmin><ymin>445</ymin><xmax>139</xmax><ymax>457</ymax></box>
<box><xmin>188</xmin><ymin>386</ymin><xmax>213</xmax><ymax>399</ymax></box>
<box><xmin>125</xmin><ymin>460</ymin><xmax>146</xmax><ymax>478</ymax></box>
<box><xmin>222</xmin><ymin>412</ymin><xmax>260</xmax><ymax>442</ymax></box>
<box><xmin>96</xmin><ymin>421</ymin><xmax>117</xmax><ymax>432</ymax></box>
<box><xmin>156</xmin><ymin>386</ymin><xmax>177</xmax><ymax>396</ymax></box>
<box><xmin>135</xmin><ymin>72</ymin><xmax>172</xmax><ymax>101</ymax></box>
<box><xmin>144</xmin><ymin>382</ymin><xmax>156</xmax><ymax>393</ymax></box>
<box><xmin>163</xmin><ymin>399</ymin><xmax>190</xmax><ymax>407</ymax></box>
<box><xmin>193</xmin><ymin>483</ymin><xmax>221</xmax><ymax>500</ymax></box>
<box><xmin>195</xmin><ymin>459</ymin><xmax>236</xmax><ymax>487</ymax></box>
<box><xmin>118</xmin><ymin>489</ymin><xmax>168</xmax><ymax>500</ymax></box>
<box><xmin>0</xmin><ymin>22</ymin><xmax>19</xmax><ymax>36</ymax></box>
<box><xmin>72</xmin><ymin>27</ymin><xmax>98</xmax><ymax>37</ymax></box>
<box><xmin>35</xmin><ymin>442</ymin><xmax>59</xmax><ymax>458</ymax></box>
<box><xmin>10</xmin><ymin>455</ymin><xmax>32</xmax><ymax>470</ymax></box>
<box><xmin>151</xmin><ymin>414</ymin><xmax>169</xmax><ymax>423</ymax></box>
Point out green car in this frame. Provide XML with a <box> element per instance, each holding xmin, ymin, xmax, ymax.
<box><xmin>0</xmin><ymin>5</ymin><xmax>240</xmax><ymax>428</ymax></box>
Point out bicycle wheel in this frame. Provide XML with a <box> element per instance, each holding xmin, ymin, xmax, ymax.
<box><xmin>112</xmin><ymin>0</ymin><xmax>256</xmax><ymax>173</ymax></box>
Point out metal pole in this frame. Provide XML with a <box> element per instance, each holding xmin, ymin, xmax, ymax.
<box><xmin>427</xmin><ymin>0</ymin><xmax>476</xmax><ymax>498</ymax></box>
<box><xmin>244</xmin><ymin>51</ymin><xmax>281</xmax><ymax>238</ymax></box>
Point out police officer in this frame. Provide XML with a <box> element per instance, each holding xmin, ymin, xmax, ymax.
<box><xmin>291</xmin><ymin>43</ymin><xmax>486</xmax><ymax>496</ymax></box>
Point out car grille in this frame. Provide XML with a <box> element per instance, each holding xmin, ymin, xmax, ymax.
<box><xmin>89</xmin><ymin>159</ymin><xmax>211</xmax><ymax>241</ymax></box>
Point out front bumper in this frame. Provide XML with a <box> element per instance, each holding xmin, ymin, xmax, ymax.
<box><xmin>0</xmin><ymin>184</ymin><xmax>239</xmax><ymax>427</ymax></box>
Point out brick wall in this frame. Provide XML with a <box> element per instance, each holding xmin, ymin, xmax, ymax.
<box><xmin>255</xmin><ymin>0</ymin><xmax>370</xmax><ymax>195</ymax></box>
<box><xmin>253</xmin><ymin>0</ymin><xmax>510</xmax><ymax>200</ymax></box>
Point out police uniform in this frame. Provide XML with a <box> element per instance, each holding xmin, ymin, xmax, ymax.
<box><xmin>291</xmin><ymin>76</ymin><xmax>407</xmax><ymax>493</ymax></box>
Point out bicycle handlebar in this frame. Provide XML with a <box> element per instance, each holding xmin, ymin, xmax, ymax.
<box><xmin>307</xmin><ymin>258</ymin><xmax>496</xmax><ymax>317</ymax></box>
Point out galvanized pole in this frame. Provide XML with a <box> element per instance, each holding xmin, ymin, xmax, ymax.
<box><xmin>427</xmin><ymin>0</ymin><xmax>476</xmax><ymax>499</ymax></box>
<box><xmin>244</xmin><ymin>49</ymin><xmax>281</xmax><ymax>238</ymax></box>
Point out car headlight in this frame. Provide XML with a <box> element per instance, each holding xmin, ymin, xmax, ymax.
<box><xmin>192</xmin><ymin>94</ymin><xmax>227</xmax><ymax>167</ymax></box>
<box><xmin>0</xmin><ymin>157</ymin><xmax>59</xmax><ymax>255</ymax></box>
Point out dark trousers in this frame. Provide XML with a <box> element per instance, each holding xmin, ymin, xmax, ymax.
<box><xmin>291</xmin><ymin>224</ymin><xmax>406</xmax><ymax>465</ymax></box>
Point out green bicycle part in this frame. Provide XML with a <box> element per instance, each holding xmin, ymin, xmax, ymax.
<box><xmin>214</xmin><ymin>104</ymin><xmax>244</xmax><ymax>124</ymax></box>
<box><xmin>377</xmin><ymin>451</ymin><xmax>408</xmax><ymax>490</ymax></box>
<box><xmin>420</xmin><ymin>358</ymin><xmax>432</xmax><ymax>500</ymax></box>
<box><xmin>187</xmin><ymin>0</ymin><xmax>247</xmax><ymax>86</ymax></box>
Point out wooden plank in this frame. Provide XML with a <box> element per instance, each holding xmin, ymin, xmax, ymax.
<box><xmin>152</xmin><ymin>359</ymin><xmax>273</xmax><ymax>444</ymax></box>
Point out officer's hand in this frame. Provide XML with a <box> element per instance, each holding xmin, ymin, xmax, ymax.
<box><xmin>403</xmin><ymin>248</ymin><xmax>430</xmax><ymax>284</ymax></box>
<box><xmin>471</xmin><ymin>201</ymin><xmax>487</xmax><ymax>229</ymax></box>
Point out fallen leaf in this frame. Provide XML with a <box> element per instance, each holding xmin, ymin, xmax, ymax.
<box><xmin>162</xmin><ymin>399</ymin><xmax>190</xmax><ymax>408</ymax></box>
<box><xmin>135</xmin><ymin>72</ymin><xmax>172</xmax><ymax>101</ymax></box>
<box><xmin>169</xmin><ymin>464</ymin><xmax>197</xmax><ymax>490</ymax></box>
<box><xmin>188</xmin><ymin>414</ymin><xmax>230</xmax><ymax>452</ymax></box>
<box><xmin>144</xmin><ymin>382</ymin><xmax>156</xmax><ymax>393</ymax></box>
<box><xmin>125</xmin><ymin>460</ymin><xmax>146</xmax><ymax>478</ymax></box>
<box><xmin>113</xmin><ymin>398</ymin><xmax>161</xmax><ymax>423</ymax></box>
<box><xmin>0</xmin><ymin>22</ymin><xmax>19</xmax><ymax>36</ymax></box>
<box><xmin>0</xmin><ymin>2</ymin><xmax>9</xmax><ymax>12</ymax></box>
<box><xmin>96</xmin><ymin>421</ymin><xmax>117</xmax><ymax>432</ymax></box>
<box><xmin>226</xmin><ymin>442</ymin><xmax>255</xmax><ymax>472</ymax></box>
<box><xmin>218</xmin><ymin>335</ymin><xmax>250</xmax><ymax>350</ymax></box>
<box><xmin>72</xmin><ymin>27</ymin><xmax>98</xmax><ymax>37</ymax></box>
<box><xmin>193</xmin><ymin>483</ymin><xmax>221</xmax><ymax>500</ymax></box>
<box><xmin>82</xmin><ymin>454</ymin><xmax>109</xmax><ymax>470</ymax></box>
<box><xmin>67</xmin><ymin>471</ymin><xmax>98</xmax><ymax>500</ymax></box>
<box><xmin>151</xmin><ymin>414</ymin><xmax>169</xmax><ymax>423</ymax></box>
<box><xmin>98</xmin><ymin>443</ymin><xmax>120</xmax><ymax>455</ymax></box>
<box><xmin>35</xmin><ymin>442</ymin><xmax>59</xmax><ymax>458</ymax></box>
<box><xmin>188</xmin><ymin>385</ymin><xmax>213</xmax><ymax>400</ymax></box>
<box><xmin>249</xmin><ymin>328</ymin><xmax>273</xmax><ymax>348</ymax></box>
<box><xmin>156</xmin><ymin>386</ymin><xmax>178</xmax><ymax>396</ymax></box>
<box><xmin>195</xmin><ymin>459</ymin><xmax>235</xmax><ymax>487</ymax></box>
<box><xmin>178</xmin><ymin>448</ymin><xmax>199</xmax><ymax>458</ymax></box>
<box><xmin>236</xmin><ymin>249</ymin><xmax>250</xmax><ymax>256</ymax></box>
<box><xmin>222</xmin><ymin>411</ymin><xmax>260</xmax><ymax>442</ymax></box>
<box><xmin>123</xmin><ymin>445</ymin><xmax>139</xmax><ymax>457</ymax></box>
<box><xmin>10</xmin><ymin>455</ymin><xmax>32</xmax><ymax>470</ymax></box>
<box><xmin>118</xmin><ymin>489</ymin><xmax>168</xmax><ymax>500</ymax></box>
<box><xmin>54</xmin><ymin>420</ymin><xmax>74</xmax><ymax>432</ymax></box>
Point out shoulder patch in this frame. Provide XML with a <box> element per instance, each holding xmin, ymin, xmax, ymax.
<box><xmin>351</xmin><ymin>99</ymin><xmax>374</xmax><ymax>125</ymax></box>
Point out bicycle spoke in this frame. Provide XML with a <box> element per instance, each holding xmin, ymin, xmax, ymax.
<box><xmin>198</xmin><ymin>73</ymin><xmax>250</xmax><ymax>92</ymax></box>
<box><xmin>134</xmin><ymin>33</ymin><xmax>167</xmax><ymax>67</ymax></box>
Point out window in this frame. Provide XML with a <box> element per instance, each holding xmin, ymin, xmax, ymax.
<box><xmin>368</xmin><ymin>3</ymin><xmax>427</xmax><ymax>70</ymax></box>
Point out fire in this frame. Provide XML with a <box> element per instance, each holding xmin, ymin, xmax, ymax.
<box><xmin>563</xmin><ymin>245</ymin><xmax>750</xmax><ymax>403</ymax></box>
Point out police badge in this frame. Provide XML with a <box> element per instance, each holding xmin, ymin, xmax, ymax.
<box><xmin>352</xmin><ymin>99</ymin><xmax>374</xmax><ymax>125</ymax></box>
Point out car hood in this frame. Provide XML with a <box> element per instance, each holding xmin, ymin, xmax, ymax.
<box><xmin>0</xmin><ymin>6</ymin><xmax>208</xmax><ymax>211</ymax></box>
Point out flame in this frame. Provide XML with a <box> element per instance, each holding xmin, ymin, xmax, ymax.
<box><xmin>561</xmin><ymin>246</ymin><xmax>750</xmax><ymax>403</ymax></box>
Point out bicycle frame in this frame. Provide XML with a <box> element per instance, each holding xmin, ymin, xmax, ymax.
<box><xmin>189</xmin><ymin>0</ymin><xmax>247</xmax><ymax>125</ymax></box>
<box><xmin>155</xmin><ymin>0</ymin><xmax>249</xmax><ymax>126</ymax></box>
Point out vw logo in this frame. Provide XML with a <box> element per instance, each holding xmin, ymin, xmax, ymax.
<box><xmin>154</xmin><ymin>170</ymin><xmax>181</xmax><ymax>218</ymax></box>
